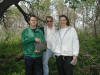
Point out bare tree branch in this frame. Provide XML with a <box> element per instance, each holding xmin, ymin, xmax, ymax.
<box><xmin>14</xmin><ymin>3</ymin><xmax>29</xmax><ymax>24</ymax></box>
<box><xmin>0</xmin><ymin>0</ymin><xmax>46</xmax><ymax>25</ymax></box>
<box><xmin>0</xmin><ymin>0</ymin><xmax>23</xmax><ymax>20</ymax></box>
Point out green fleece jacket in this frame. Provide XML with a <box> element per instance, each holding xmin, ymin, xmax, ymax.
<box><xmin>21</xmin><ymin>27</ymin><xmax>45</xmax><ymax>57</ymax></box>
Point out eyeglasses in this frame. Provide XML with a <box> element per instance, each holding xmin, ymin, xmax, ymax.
<box><xmin>46</xmin><ymin>20</ymin><xmax>53</xmax><ymax>23</ymax></box>
<box><xmin>59</xmin><ymin>20</ymin><xmax>66</xmax><ymax>21</ymax></box>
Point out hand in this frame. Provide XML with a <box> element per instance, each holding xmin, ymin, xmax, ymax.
<box><xmin>35</xmin><ymin>38</ymin><xmax>40</xmax><ymax>42</ymax></box>
<box><xmin>71</xmin><ymin>56</ymin><xmax>77</xmax><ymax>65</ymax></box>
<box><xmin>73</xmin><ymin>56</ymin><xmax>77</xmax><ymax>60</ymax></box>
<box><xmin>34</xmin><ymin>50</ymin><xmax>40</xmax><ymax>53</ymax></box>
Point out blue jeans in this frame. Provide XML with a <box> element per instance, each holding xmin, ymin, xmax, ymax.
<box><xmin>43</xmin><ymin>49</ymin><xmax>55</xmax><ymax>75</ymax></box>
<box><xmin>24</xmin><ymin>56</ymin><xmax>43</xmax><ymax>75</ymax></box>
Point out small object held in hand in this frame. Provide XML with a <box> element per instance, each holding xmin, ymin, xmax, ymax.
<box><xmin>35</xmin><ymin>38</ymin><xmax>40</xmax><ymax>42</ymax></box>
<box><xmin>34</xmin><ymin>50</ymin><xmax>40</xmax><ymax>53</ymax></box>
<box><xmin>70</xmin><ymin>59</ymin><xmax>77</xmax><ymax>65</ymax></box>
<box><xmin>34</xmin><ymin>41</ymin><xmax>47</xmax><ymax>51</ymax></box>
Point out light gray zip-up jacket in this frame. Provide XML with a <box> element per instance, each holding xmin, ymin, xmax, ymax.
<box><xmin>53</xmin><ymin>26</ymin><xmax>79</xmax><ymax>56</ymax></box>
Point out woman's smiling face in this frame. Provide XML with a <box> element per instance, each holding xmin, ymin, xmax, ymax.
<box><xmin>59</xmin><ymin>17</ymin><xmax>67</xmax><ymax>26</ymax></box>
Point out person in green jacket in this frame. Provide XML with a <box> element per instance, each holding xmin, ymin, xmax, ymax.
<box><xmin>21</xmin><ymin>15</ymin><xmax>45</xmax><ymax>75</ymax></box>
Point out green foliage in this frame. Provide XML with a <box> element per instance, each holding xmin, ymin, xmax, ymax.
<box><xmin>65</xmin><ymin>0</ymin><xmax>80</xmax><ymax>10</ymax></box>
<box><xmin>1</xmin><ymin>6</ymin><xmax>23</xmax><ymax>30</ymax></box>
<box><xmin>0</xmin><ymin>30</ymin><xmax>100</xmax><ymax>75</ymax></box>
<box><xmin>65</xmin><ymin>0</ymin><xmax>95</xmax><ymax>11</ymax></box>
<box><xmin>0</xmin><ymin>40</ymin><xmax>25</xmax><ymax>75</ymax></box>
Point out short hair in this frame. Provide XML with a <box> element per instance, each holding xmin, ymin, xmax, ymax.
<box><xmin>28</xmin><ymin>15</ymin><xmax>37</xmax><ymax>21</ymax></box>
<box><xmin>46</xmin><ymin>16</ymin><xmax>53</xmax><ymax>21</ymax></box>
<box><xmin>59</xmin><ymin>15</ymin><xmax>70</xmax><ymax>26</ymax></box>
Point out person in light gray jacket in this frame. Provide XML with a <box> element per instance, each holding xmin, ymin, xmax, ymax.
<box><xmin>53</xmin><ymin>15</ymin><xmax>79</xmax><ymax>75</ymax></box>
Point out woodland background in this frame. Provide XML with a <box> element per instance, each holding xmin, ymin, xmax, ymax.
<box><xmin>0</xmin><ymin>0</ymin><xmax>100</xmax><ymax>75</ymax></box>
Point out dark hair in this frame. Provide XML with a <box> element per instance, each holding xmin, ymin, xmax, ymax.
<box><xmin>28</xmin><ymin>15</ymin><xmax>37</xmax><ymax>21</ymax></box>
<box><xmin>46</xmin><ymin>16</ymin><xmax>53</xmax><ymax>21</ymax></box>
<box><xmin>59</xmin><ymin>15</ymin><xmax>70</xmax><ymax>26</ymax></box>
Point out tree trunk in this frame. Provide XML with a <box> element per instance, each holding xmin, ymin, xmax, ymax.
<box><xmin>93</xmin><ymin>17</ymin><xmax>97</xmax><ymax>38</ymax></box>
<box><xmin>0</xmin><ymin>0</ymin><xmax>22</xmax><ymax>20</ymax></box>
<box><xmin>74</xmin><ymin>9</ymin><xmax>76</xmax><ymax>28</ymax></box>
<box><xmin>14</xmin><ymin>3</ymin><xmax>29</xmax><ymax>24</ymax></box>
<box><xmin>83</xmin><ymin>10</ymin><xmax>85</xmax><ymax>30</ymax></box>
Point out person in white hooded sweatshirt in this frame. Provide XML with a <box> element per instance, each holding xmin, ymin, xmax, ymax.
<box><xmin>53</xmin><ymin>15</ymin><xmax>79</xmax><ymax>75</ymax></box>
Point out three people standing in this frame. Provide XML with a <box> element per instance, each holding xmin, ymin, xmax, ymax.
<box><xmin>21</xmin><ymin>15</ymin><xmax>79</xmax><ymax>75</ymax></box>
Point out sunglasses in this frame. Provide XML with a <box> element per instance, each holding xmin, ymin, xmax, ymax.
<box><xmin>46</xmin><ymin>20</ymin><xmax>53</xmax><ymax>23</ymax></box>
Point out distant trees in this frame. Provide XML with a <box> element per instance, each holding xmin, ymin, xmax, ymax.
<box><xmin>0</xmin><ymin>0</ymin><xmax>100</xmax><ymax>38</ymax></box>
<box><xmin>53</xmin><ymin>0</ymin><xmax>100</xmax><ymax>38</ymax></box>
<box><xmin>0</xmin><ymin>0</ymin><xmax>51</xmax><ymax>25</ymax></box>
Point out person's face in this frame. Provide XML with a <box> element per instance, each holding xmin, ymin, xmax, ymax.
<box><xmin>59</xmin><ymin>17</ymin><xmax>67</xmax><ymax>26</ymax></box>
<box><xmin>46</xmin><ymin>18</ymin><xmax>53</xmax><ymax>26</ymax></box>
<box><xmin>29</xmin><ymin>17</ymin><xmax>37</xmax><ymax>26</ymax></box>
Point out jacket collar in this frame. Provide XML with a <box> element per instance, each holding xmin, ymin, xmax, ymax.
<box><xmin>29</xmin><ymin>27</ymin><xmax>40</xmax><ymax>32</ymax></box>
